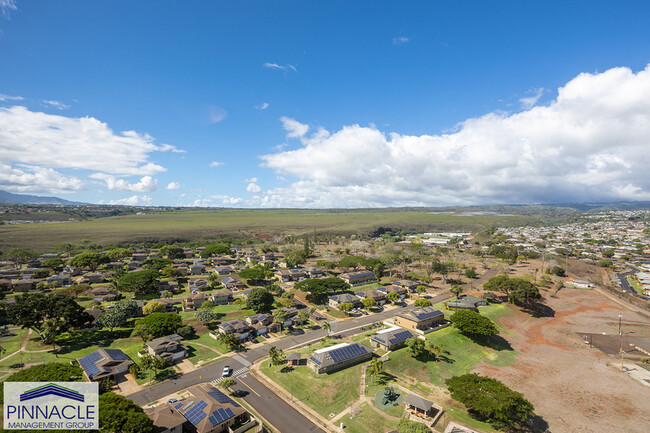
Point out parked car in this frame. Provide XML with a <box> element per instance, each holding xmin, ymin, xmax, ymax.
<box><xmin>222</xmin><ymin>366</ymin><xmax>231</xmax><ymax>377</ymax></box>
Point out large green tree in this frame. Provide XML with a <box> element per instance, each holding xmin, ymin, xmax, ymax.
<box><xmin>284</xmin><ymin>249</ymin><xmax>307</xmax><ymax>267</ymax></box>
<box><xmin>98</xmin><ymin>392</ymin><xmax>157</xmax><ymax>433</ymax></box>
<box><xmin>200</xmin><ymin>243</ymin><xmax>233</xmax><ymax>257</ymax></box>
<box><xmin>397</xmin><ymin>418</ymin><xmax>432</xmax><ymax>433</ymax></box>
<box><xmin>68</xmin><ymin>251</ymin><xmax>110</xmax><ymax>271</ymax></box>
<box><xmin>446</xmin><ymin>374</ymin><xmax>535</xmax><ymax>429</ymax></box>
<box><xmin>405</xmin><ymin>336</ymin><xmax>427</xmax><ymax>358</ymax></box>
<box><xmin>246</xmin><ymin>287</ymin><xmax>275</xmax><ymax>313</ymax></box>
<box><xmin>159</xmin><ymin>244</ymin><xmax>185</xmax><ymax>259</ymax></box>
<box><xmin>6</xmin><ymin>293</ymin><xmax>93</xmax><ymax>344</ymax></box>
<box><xmin>118</xmin><ymin>269</ymin><xmax>160</xmax><ymax>296</ymax></box>
<box><xmin>131</xmin><ymin>312</ymin><xmax>182</xmax><ymax>341</ymax></box>
<box><xmin>450</xmin><ymin>310</ymin><xmax>498</xmax><ymax>339</ymax></box>
<box><xmin>294</xmin><ymin>277</ymin><xmax>350</xmax><ymax>304</ymax></box>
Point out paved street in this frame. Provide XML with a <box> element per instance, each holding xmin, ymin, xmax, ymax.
<box><xmin>127</xmin><ymin>291</ymin><xmax>453</xmax><ymax>431</ymax></box>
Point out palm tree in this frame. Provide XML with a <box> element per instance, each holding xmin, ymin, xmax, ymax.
<box><xmin>268</xmin><ymin>346</ymin><xmax>286</xmax><ymax>372</ymax></box>
<box><xmin>322</xmin><ymin>321</ymin><xmax>332</xmax><ymax>335</ymax></box>
<box><xmin>429</xmin><ymin>343</ymin><xmax>443</xmax><ymax>361</ymax></box>
<box><xmin>368</xmin><ymin>358</ymin><xmax>383</xmax><ymax>383</ymax></box>
<box><xmin>218</xmin><ymin>331</ymin><xmax>238</xmax><ymax>349</ymax></box>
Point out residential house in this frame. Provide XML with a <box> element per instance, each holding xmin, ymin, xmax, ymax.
<box><xmin>221</xmin><ymin>277</ymin><xmax>245</xmax><ymax>291</ymax></box>
<box><xmin>21</xmin><ymin>268</ymin><xmax>39</xmax><ymax>278</ymax></box>
<box><xmin>246</xmin><ymin>314</ymin><xmax>281</xmax><ymax>335</ymax></box>
<box><xmin>212</xmin><ymin>256</ymin><xmax>235</xmax><ymax>266</ymax></box>
<box><xmin>394</xmin><ymin>307</ymin><xmax>445</xmax><ymax>332</ymax></box>
<box><xmin>144</xmin><ymin>404</ymin><xmax>187</xmax><ymax>433</ymax></box>
<box><xmin>81</xmin><ymin>272</ymin><xmax>106</xmax><ymax>284</ymax></box>
<box><xmin>47</xmin><ymin>273</ymin><xmax>72</xmax><ymax>286</ymax></box>
<box><xmin>328</xmin><ymin>293</ymin><xmax>362</xmax><ymax>309</ymax></box>
<box><xmin>287</xmin><ymin>352</ymin><xmax>305</xmax><ymax>366</ymax></box>
<box><xmin>183</xmin><ymin>292</ymin><xmax>211</xmax><ymax>311</ymax></box>
<box><xmin>379</xmin><ymin>285</ymin><xmax>408</xmax><ymax>296</ymax></box>
<box><xmin>307</xmin><ymin>343</ymin><xmax>373</xmax><ymax>374</ymax></box>
<box><xmin>305</xmin><ymin>267</ymin><xmax>325</xmax><ymax>278</ymax></box>
<box><xmin>355</xmin><ymin>289</ymin><xmax>387</xmax><ymax>305</ymax></box>
<box><xmin>339</xmin><ymin>271</ymin><xmax>378</xmax><ymax>286</ymax></box>
<box><xmin>210</xmin><ymin>290</ymin><xmax>233</xmax><ymax>306</ymax></box>
<box><xmin>0</xmin><ymin>279</ymin><xmax>12</xmax><ymax>291</ymax></box>
<box><xmin>274</xmin><ymin>270</ymin><xmax>292</xmax><ymax>282</ymax></box>
<box><xmin>213</xmin><ymin>266</ymin><xmax>234</xmax><ymax>275</ymax></box>
<box><xmin>218</xmin><ymin>319</ymin><xmax>250</xmax><ymax>342</ymax></box>
<box><xmin>393</xmin><ymin>280</ymin><xmax>419</xmax><ymax>293</ymax></box>
<box><xmin>168</xmin><ymin>384</ymin><xmax>255</xmax><ymax>433</ymax></box>
<box><xmin>189</xmin><ymin>278</ymin><xmax>209</xmax><ymax>292</ymax></box>
<box><xmin>146</xmin><ymin>334</ymin><xmax>187</xmax><ymax>363</ymax></box>
<box><xmin>77</xmin><ymin>348</ymin><xmax>134</xmax><ymax>381</ymax></box>
<box><xmin>157</xmin><ymin>298</ymin><xmax>181</xmax><ymax>313</ymax></box>
<box><xmin>158</xmin><ymin>280</ymin><xmax>179</xmax><ymax>293</ymax></box>
<box><xmin>91</xmin><ymin>286</ymin><xmax>119</xmax><ymax>302</ymax></box>
<box><xmin>12</xmin><ymin>279</ymin><xmax>40</xmax><ymax>292</ymax></box>
<box><xmin>370</xmin><ymin>327</ymin><xmax>417</xmax><ymax>351</ymax></box>
<box><xmin>445</xmin><ymin>294</ymin><xmax>487</xmax><ymax>311</ymax></box>
<box><xmin>190</xmin><ymin>264</ymin><xmax>207</xmax><ymax>275</ymax></box>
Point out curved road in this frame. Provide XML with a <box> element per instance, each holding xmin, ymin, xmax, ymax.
<box><xmin>127</xmin><ymin>292</ymin><xmax>453</xmax><ymax>432</ymax></box>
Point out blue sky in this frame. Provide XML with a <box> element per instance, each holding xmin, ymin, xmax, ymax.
<box><xmin>1</xmin><ymin>1</ymin><xmax>650</xmax><ymax>207</ymax></box>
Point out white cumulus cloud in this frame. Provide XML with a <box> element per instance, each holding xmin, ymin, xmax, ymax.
<box><xmin>95</xmin><ymin>175</ymin><xmax>158</xmax><ymax>192</ymax></box>
<box><xmin>209</xmin><ymin>161</ymin><xmax>224</xmax><ymax>168</ymax></box>
<box><xmin>255</xmin><ymin>102</ymin><xmax>270</xmax><ymax>110</ymax></box>
<box><xmin>246</xmin><ymin>182</ymin><xmax>262</xmax><ymax>193</ymax></box>
<box><xmin>166</xmin><ymin>181</ymin><xmax>180</xmax><ymax>190</ymax></box>
<box><xmin>259</xmin><ymin>65</ymin><xmax>650</xmax><ymax>208</ymax></box>
<box><xmin>280</xmin><ymin>116</ymin><xmax>309</xmax><ymax>138</ymax></box>
<box><xmin>0</xmin><ymin>106</ymin><xmax>182</xmax><ymax>193</ymax></box>
<box><xmin>0</xmin><ymin>164</ymin><xmax>83</xmax><ymax>193</ymax></box>
<box><xmin>108</xmin><ymin>195</ymin><xmax>152</xmax><ymax>206</ymax></box>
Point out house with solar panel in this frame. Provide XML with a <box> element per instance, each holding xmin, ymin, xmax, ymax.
<box><xmin>340</xmin><ymin>271</ymin><xmax>378</xmax><ymax>286</ymax></box>
<box><xmin>445</xmin><ymin>294</ymin><xmax>487</xmax><ymax>311</ymax></box>
<box><xmin>370</xmin><ymin>326</ymin><xmax>417</xmax><ymax>351</ymax></box>
<box><xmin>307</xmin><ymin>342</ymin><xmax>373</xmax><ymax>374</ymax></box>
<box><xmin>144</xmin><ymin>404</ymin><xmax>186</xmax><ymax>433</ymax></box>
<box><xmin>328</xmin><ymin>293</ymin><xmax>362</xmax><ymax>309</ymax></box>
<box><xmin>217</xmin><ymin>319</ymin><xmax>251</xmax><ymax>342</ymax></box>
<box><xmin>77</xmin><ymin>348</ymin><xmax>134</xmax><ymax>381</ymax></box>
<box><xmin>393</xmin><ymin>306</ymin><xmax>446</xmax><ymax>334</ymax></box>
<box><xmin>168</xmin><ymin>383</ymin><xmax>257</xmax><ymax>433</ymax></box>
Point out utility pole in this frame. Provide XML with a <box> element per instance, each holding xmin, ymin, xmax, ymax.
<box><xmin>619</xmin><ymin>314</ymin><xmax>624</xmax><ymax>370</ymax></box>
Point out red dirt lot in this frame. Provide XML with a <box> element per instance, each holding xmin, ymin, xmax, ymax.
<box><xmin>475</xmin><ymin>288</ymin><xmax>650</xmax><ymax>433</ymax></box>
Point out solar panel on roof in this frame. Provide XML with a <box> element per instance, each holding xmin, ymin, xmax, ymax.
<box><xmin>308</xmin><ymin>356</ymin><xmax>321</xmax><ymax>365</ymax></box>
<box><xmin>104</xmin><ymin>349</ymin><xmax>130</xmax><ymax>361</ymax></box>
<box><xmin>174</xmin><ymin>402</ymin><xmax>183</xmax><ymax>409</ymax></box>
<box><xmin>181</xmin><ymin>401</ymin><xmax>194</xmax><ymax>411</ymax></box>
<box><xmin>208</xmin><ymin>415</ymin><xmax>218</xmax><ymax>427</ymax></box>
<box><xmin>79</xmin><ymin>351</ymin><xmax>103</xmax><ymax>378</ymax></box>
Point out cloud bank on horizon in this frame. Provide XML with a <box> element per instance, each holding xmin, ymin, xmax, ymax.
<box><xmin>2</xmin><ymin>65</ymin><xmax>650</xmax><ymax>207</ymax></box>
<box><xmin>259</xmin><ymin>65</ymin><xmax>650</xmax><ymax>208</ymax></box>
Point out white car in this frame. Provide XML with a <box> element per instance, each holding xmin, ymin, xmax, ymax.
<box><xmin>222</xmin><ymin>366</ymin><xmax>231</xmax><ymax>377</ymax></box>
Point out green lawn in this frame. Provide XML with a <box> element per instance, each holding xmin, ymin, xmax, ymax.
<box><xmin>0</xmin><ymin>328</ymin><xmax>30</xmax><ymax>357</ymax></box>
<box><xmin>338</xmin><ymin>402</ymin><xmax>399</xmax><ymax>433</ymax></box>
<box><xmin>261</xmin><ymin>362</ymin><xmax>362</xmax><ymax>418</ymax></box>
<box><xmin>383</xmin><ymin>304</ymin><xmax>516</xmax><ymax>387</ymax></box>
<box><xmin>627</xmin><ymin>275</ymin><xmax>644</xmax><ymax>295</ymax></box>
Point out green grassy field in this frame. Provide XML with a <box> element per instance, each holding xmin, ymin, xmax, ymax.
<box><xmin>627</xmin><ymin>275</ymin><xmax>644</xmax><ymax>295</ymax></box>
<box><xmin>383</xmin><ymin>303</ymin><xmax>516</xmax><ymax>387</ymax></box>
<box><xmin>339</xmin><ymin>402</ymin><xmax>399</xmax><ymax>433</ymax></box>
<box><xmin>261</xmin><ymin>361</ymin><xmax>363</xmax><ymax>418</ymax></box>
<box><xmin>0</xmin><ymin>208</ymin><xmax>535</xmax><ymax>251</ymax></box>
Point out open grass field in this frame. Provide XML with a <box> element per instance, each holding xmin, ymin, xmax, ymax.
<box><xmin>0</xmin><ymin>208</ymin><xmax>536</xmax><ymax>251</ymax></box>
<box><xmin>339</xmin><ymin>401</ymin><xmax>399</xmax><ymax>433</ymax></box>
<box><xmin>383</xmin><ymin>303</ymin><xmax>516</xmax><ymax>387</ymax></box>
<box><xmin>261</xmin><ymin>361</ymin><xmax>363</xmax><ymax>419</ymax></box>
